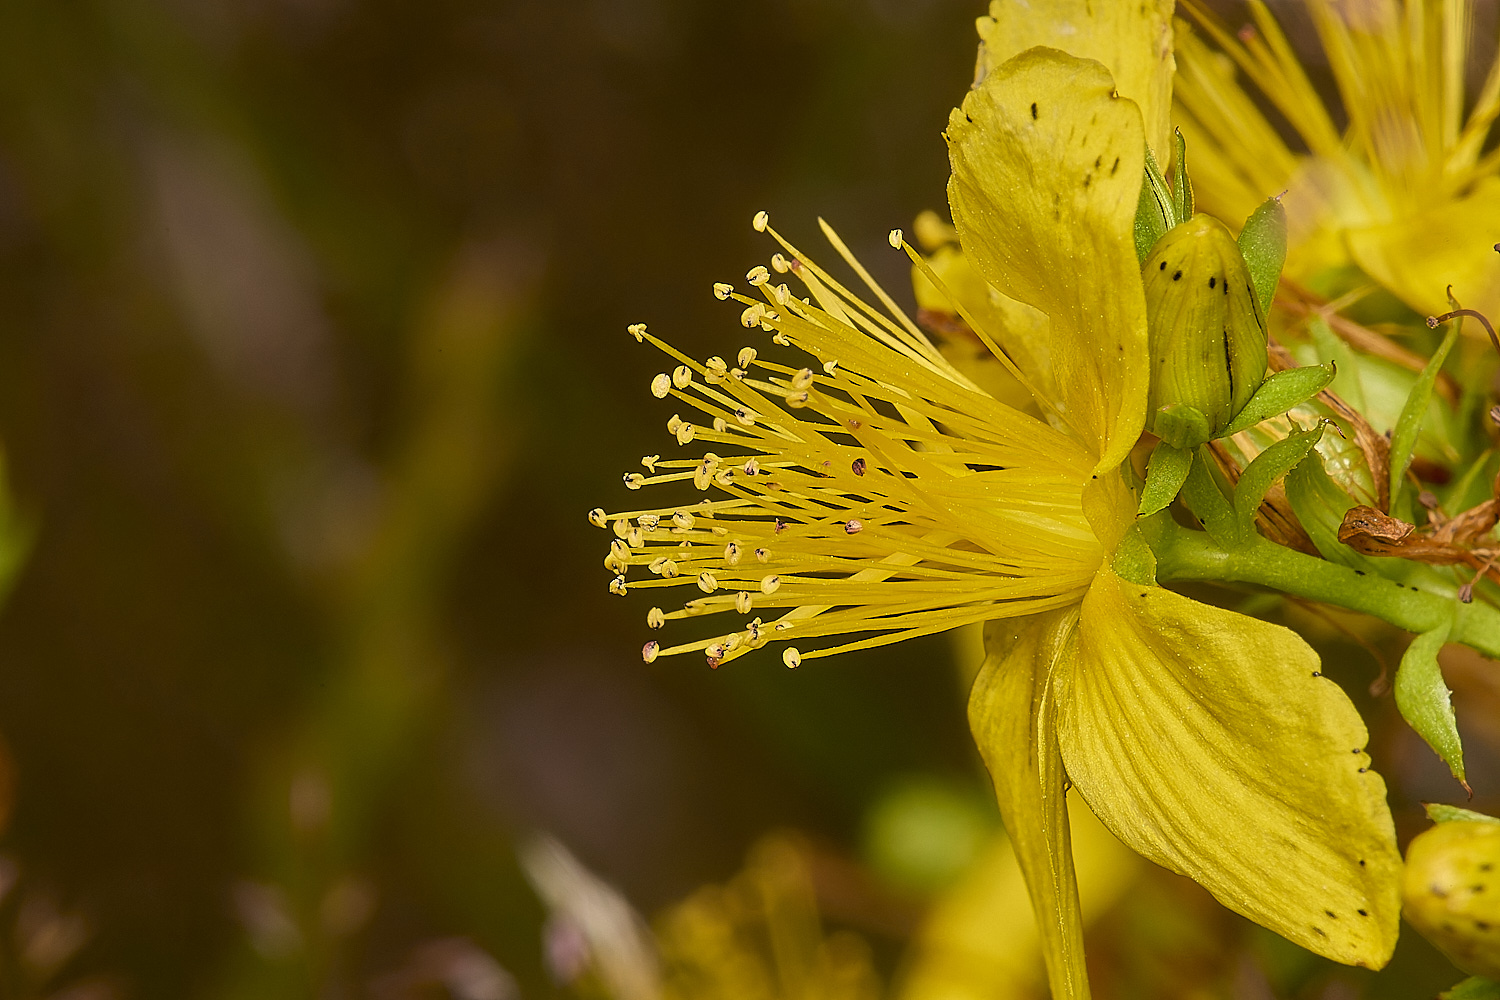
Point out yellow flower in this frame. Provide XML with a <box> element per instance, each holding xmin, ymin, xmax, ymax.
<box><xmin>595</xmin><ymin>2</ymin><xmax>1401</xmax><ymax>992</ymax></box>
<box><xmin>1175</xmin><ymin>0</ymin><xmax>1500</xmax><ymax>318</ymax></box>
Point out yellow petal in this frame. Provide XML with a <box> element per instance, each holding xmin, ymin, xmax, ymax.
<box><xmin>1055</xmin><ymin>568</ymin><xmax>1402</xmax><ymax>968</ymax></box>
<box><xmin>1345</xmin><ymin>175</ymin><xmax>1500</xmax><ymax>320</ymax></box>
<box><xmin>947</xmin><ymin>49</ymin><xmax>1148</xmax><ymax>470</ymax></box>
<box><xmin>966</xmin><ymin>611</ymin><xmax>1090</xmax><ymax>1000</ymax></box>
<box><xmin>975</xmin><ymin>0</ymin><xmax>1176</xmax><ymax>163</ymax></box>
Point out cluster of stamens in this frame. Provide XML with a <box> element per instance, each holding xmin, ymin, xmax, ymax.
<box><xmin>591</xmin><ymin>212</ymin><xmax>1102</xmax><ymax>669</ymax></box>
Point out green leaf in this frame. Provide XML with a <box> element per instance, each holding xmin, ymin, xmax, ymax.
<box><xmin>1232</xmin><ymin>425</ymin><xmax>1324</xmax><ymax>538</ymax></box>
<box><xmin>1139</xmin><ymin>442</ymin><xmax>1192</xmax><ymax>516</ymax></box>
<box><xmin>1426</xmin><ymin>804</ymin><xmax>1500</xmax><ymax>825</ymax></box>
<box><xmin>968</xmin><ymin>613</ymin><xmax>1091</xmax><ymax>1000</ymax></box>
<box><xmin>1219</xmin><ymin>364</ymin><xmax>1337</xmax><ymax>437</ymax></box>
<box><xmin>1441</xmin><ymin>977</ymin><xmax>1500</xmax><ymax>1000</ymax></box>
<box><xmin>1170</xmin><ymin>127</ymin><xmax>1193</xmax><ymax>222</ymax></box>
<box><xmin>1284</xmin><ymin>451</ymin><xmax>1382</xmax><ymax>571</ymax></box>
<box><xmin>1396</xmin><ymin>623</ymin><xmax>1466</xmax><ymax>785</ymax></box>
<box><xmin>1154</xmin><ymin>403</ymin><xmax>1211</xmax><ymax>449</ymax></box>
<box><xmin>1389</xmin><ymin>317</ymin><xmax>1460</xmax><ymax>510</ymax></box>
<box><xmin>1181</xmin><ymin>447</ymin><xmax>1239</xmax><ymax>548</ymax></box>
<box><xmin>1236</xmin><ymin>195</ymin><xmax>1286</xmax><ymax>317</ymax></box>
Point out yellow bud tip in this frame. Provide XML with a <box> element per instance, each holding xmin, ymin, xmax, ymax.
<box><xmin>888</xmin><ymin>228</ymin><xmax>903</xmax><ymax>249</ymax></box>
<box><xmin>752</xmin><ymin>210</ymin><xmax>769</xmax><ymax>232</ymax></box>
<box><xmin>783</xmin><ymin>647</ymin><xmax>801</xmax><ymax>669</ymax></box>
<box><xmin>628</xmin><ymin>323</ymin><xmax>647</xmax><ymax>342</ymax></box>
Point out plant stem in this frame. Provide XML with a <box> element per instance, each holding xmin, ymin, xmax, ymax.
<box><xmin>1147</xmin><ymin>523</ymin><xmax>1500</xmax><ymax>660</ymax></box>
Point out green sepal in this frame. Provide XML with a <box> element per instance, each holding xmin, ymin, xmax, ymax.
<box><xmin>1232</xmin><ymin>425</ymin><xmax>1324</xmax><ymax>538</ymax></box>
<box><xmin>1389</xmin><ymin>315</ymin><xmax>1460</xmax><ymax>511</ymax></box>
<box><xmin>1153</xmin><ymin>403</ymin><xmax>1211</xmax><ymax>449</ymax></box>
<box><xmin>1181</xmin><ymin>447</ymin><xmax>1239</xmax><ymax>548</ymax></box>
<box><xmin>1134</xmin><ymin>170</ymin><xmax>1170</xmax><ymax>264</ymax></box>
<box><xmin>1284</xmin><ymin>450</ymin><xmax>1380</xmax><ymax>570</ymax></box>
<box><xmin>1142</xmin><ymin>144</ymin><xmax>1176</xmax><ymax>231</ymax></box>
<box><xmin>1441</xmin><ymin>978</ymin><xmax>1500</xmax><ymax>1000</ymax></box>
<box><xmin>1139</xmin><ymin>442</ymin><xmax>1193</xmax><ymax>516</ymax></box>
<box><xmin>1170</xmin><ymin>128</ymin><xmax>1193</xmax><ymax>222</ymax></box>
<box><xmin>1427</xmin><ymin>804</ymin><xmax>1500</xmax><ymax>825</ymax></box>
<box><xmin>1307</xmin><ymin>316</ymin><xmax>1366</xmax><ymax>411</ymax></box>
<box><xmin>1219</xmin><ymin>364</ymin><xmax>1337</xmax><ymax>438</ymax></box>
<box><xmin>1112</xmin><ymin>525</ymin><xmax>1158</xmax><ymax>586</ymax></box>
<box><xmin>1236</xmin><ymin>196</ymin><xmax>1287</xmax><ymax>317</ymax></box>
<box><xmin>1396</xmin><ymin>622</ymin><xmax>1466</xmax><ymax>786</ymax></box>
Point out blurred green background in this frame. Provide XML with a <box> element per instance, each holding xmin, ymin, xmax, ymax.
<box><xmin>0</xmin><ymin>1</ymin><xmax>1496</xmax><ymax>998</ymax></box>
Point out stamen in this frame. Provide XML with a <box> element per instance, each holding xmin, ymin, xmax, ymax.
<box><xmin>752</xmin><ymin>210</ymin><xmax>769</xmax><ymax>232</ymax></box>
<box><xmin>588</xmin><ymin>508</ymin><xmax>607</xmax><ymax>527</ymax></box>
<box><xmin>713</xmin><ymin>282</ymin><xmax>733</xmax><ymax>300</ymax></box>
<box><xmin>642</xmin><ymin>640</ymin><xmax>660</xmax><ymax>663</ymax></box>
<box><xmin>651</xmin><ymin>373</ymin><xmax>672</xmax><ymax>398</ymax></box>
<box><xmin>672</xmin><ymin>365</ymin><xmax>693</xmax><ymax>388</ymax></box>
<box><xmin>628</xmin><ymin>323</ymin><xmax>647</xmax><ymax>342</ymax></box>
<box><xmin>783</xmin><ymin>648</ymin><xmax>801</xmax><ymax>669</ymax></box>
<box><xmin>647</xmin><ymin>608</ymin><xmax>666</xmax><ymax>628</ymax></box>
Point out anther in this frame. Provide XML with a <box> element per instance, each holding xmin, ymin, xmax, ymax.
<box><xmin>752</xmin><ymin>210</ymin><xmax>769</xmax><ymax>232</ymax></box>
<box><xmin>713</xmin><ymin>417</ymin><xmax>728</xmax><ymax>433</ymax></box>
<box><xmin>740</xmin><ymin>304</ymin><xmax>765</xmax><ymax>328</ymax></box>
<box><xmin>772</xmin><ymin>332</ymin><xmax>791</xmax><ymax>346</ymax></box>
<box><xmin>646</xmin><ymin>607</ymin><xmax>666</xmax><ymax>629</ymax></box>
<box><xmin>667</xmin><ymin>414</ymin><xmax>683</xmax><ymax>433</ymax></box>
<box><xmin>746</xmin><ymin>265</ymin><xmax>770</xmax><ymax>286</ymax></box>
<box><xmin>642</xmin><ymin>640</ymin><xmax>660</xmax><ymax>663</ymax></box>
<box><xmin>738</xmin><ymin>347</ymin><xmax>757</xmax><ymax>367</ymax></box>
<box><xmin>755</xmin><ymin>547</ymin><xmax>770</xmax><ymax>562</ymax></box>
<box><xmin>724</xmin><ymin>541</ymin><xmax>741</xmax><ymax>566</ymax></box>
<box><xmin>770</xmin><ymin>253</ymin><xmax>790</xmax><ymax>273</ymax></box>
<box><xmin>888</xmin><ymin>228</ymin><xmax>903</xmax><ymax>249</ymax></box>
<box><xmin>743</xmin><ymin>458</ymin><xmax>760</xmax><ymax>476</ymax></box>
<box><xmin>604</xmin><ymin>552</ymin><xmax>625</xmax><ymax>573</ymax></box>
<box><xmin>791</xmin><ymin>368</ymin><xmax>815</xmax><ymax>389</ymax></box>
<box><xmin>672</xmin><ymin>365</ymin><xmax>693</xmax><ymax>388</ymax></box>
<box><xmin>773</xmin><ymin>284</ymin><xmax>790</xmax><ymax>305</ymax></box>
<box><xmin>651</xmin><ymin>373</ymin><xmax>672</xmax><ymax>398</ymax></box>
<box><xmin>660</xmin><ymin>559</ymin><xmax>680</xmax><ymax>578</ymax></box>
<box><xmin>588</xmin><ymin>508</ymin><xmax>608</xmax><ymax>527</ymax></box>
<box><xmin>676</xmin><ymin>422</ymin><xmax>696</xmax><ymax>445</ymax></box>
<box><xmin>624</xmin><ymin>473</ymin><xmax>645</xmax><ymax>490</ymax></box>
<box><xmin>786</xmin><ymin>391</ymin><xmax>810</xmax><ymax>408</ymax></box>
<box><xmin>609</xmin><ymin>575</ymin><xmax>628</xmax><ymax>595</ymax></box>
<box><xmin>783</xmin><ymin>647</ymin><xmax>801</xmax><ymax>669</ymax></box>
<box><xmin>851</xmin><ymin>458</ymin><xmax>866</xmax><ymax>476</ymax></box>
<box><xmin>845</xmin><ymin>519</ymin><xmax>863</xmax><ymax>534</ymax></box>
<box><xmin>730</xmin><ymin>367</ymin><xmax>745</xmax><ymax>380</ymax></box>
<box><xmin>610</xmin><ymin>539</ymin><xmax>630</xmax><ymax>560</ymax></box>
<box><xmin>612</xmin><ymin>519</ymin><xmax>630</xmax><ymax>538</ymax></box>
<box><xmin>628</xmin><ymin>323</ymin><xmax>647</xmax><ymax>342</ymax></box>
<box><xmin>627</xmin><ymin>526</ymin><xmax>644</xmax><ymax>547</ymax></box>
<box><xmin>823</xmin><ymin>360</ymin><xmax>839</xmax><ymax>374</ymax></box>
<box><xmin>735</xmin><ymin>591</ymin><xmax>753</xmax><ymax>614</ymax></box>
<box><xmin>761</xmin><ymin>575</ymin><xmax>781</xmax><ymax>594</ymax></box>
<box><xmin>638</xmin><ymin>513</ymin><xmax>660</xmax><ymax>530</ymax></box>
<box><xmin>734</xmin><ymin>408</ymin><xmax>758</xmax><ymax>426</ymax></box>
<box><xmin>705</xmin><ymin>356</ymin><xmax>728</xmax><ymax>378</ymax></box>
<box><xmin>697</xmin><ymin>572</ymin><xmax>718</xmax><ymax>593</ymax></box>
<box><xmin>713</xmin><ymin>282</ymin><xmax>733</xmax><ymax>300</ymax></box>
<box><xmin>673</xmin><ymin>511</ymin><xmax>696</xmax><ymax>530</ymax></box>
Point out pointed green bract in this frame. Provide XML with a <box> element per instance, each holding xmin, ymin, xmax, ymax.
<box><xmin>1056</xmin><ymin>569</ymin><xmax>1402</xmax><ymax>969</ymax></box>
<box><xmin>1390</xmin><ymin>315</ymin><xmax>1461</xmax><ymax>511</ymax></box>
<box><xmin>947</xmin><ymin>49</ymin><xmax>1149</xmax><ymax>470</ymax></box>
<box><xmin>968</xmin><ymin>613</ymin><xmax>1089</xmax><ymax>1000</ymax></box>
<box><xmin>1141</xmin><ymin>215</ymin><xmax>1267</xmax><ymax>436</ymax></box>
<box><xmin>1219</xmin><ymin>363</ymin><xmax>1336</xmax><ymax>437</ymax></box>
<box><xmin>1395</xmin><ymin>624</ymin><xmax>1466</xmax><ymax>785</ymax></box>
<box><xmin>1237</xmin><ymin>196</ymin><xmax>1288</xmax><ymax>316</ymax></box>
<box><xmin>1232</xmin><ymin>425</ymin><xmax>1324</xmax><ymax>538</ymax></box>
<box><xmin>1428</xmin><ymin>804</ymin><xmax>1500</xmax><ymax>826</ymax></box>
<box><xmin>1170</xmin><ymin>128</ymin><xmax>1194</xmax><ymax>222</ymax></box>
<box><xmin>1139</xmin><ymin>442</ymin><xmax>1192</xmax><ymax>516</ymax></box>
<box><xmin>1441</xmin><ymin>977</ymin><xmax>1500</xmax><ymax>1000</ymax></box>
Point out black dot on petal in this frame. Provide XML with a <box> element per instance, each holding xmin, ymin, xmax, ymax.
<box><xmin>1172</xmin><ymin>270</ymin><xmax>1183</xmax><ymax>281</ymax></box>
<box><xmin>1209</xmin><ymin>276</ymin><xmax>1217</xmax><ymax>288</ymax></box>
<box><xmin>1031</xmin><ymin>102</ymin><xmax>1038</xmax><ymax>120</ymax></box>
<box><xmin>1312</xmin><ymin>671</ymin><xmax>1322</xmax><ymax>677</ymax></box>
<box><xmin>1357</xmin><ymin>909</ymin><xmax>1368</xmax><ymax>917</ymax></box>
<box><xmin>1325</xmin><ymin>910</ymin><xmax>1338</xmax><ymax>919</ymax></box>
<box><xmin>1482</xmin><ymin>863</ymin><xmax>1494</xmax><ymax>872</ymax></box>
<box><xmin>1312</xmin><ymin>926</ymin><xmax>1327</xmax><ymax>937</ymax></box>
<box><xmin>1479</xmin><ymin>921</ymin><xmax>1492</xmax><ymax>931</ymax></box>
<box><xmin>1359</xmin><ymin>859</ymin><xmax>1367</xmax><ymax>867</ymax></box>
<box><xmin>1159</xmin><ymin>261</ymin><xmax>1167</xmax><ymax>270</ymax></box>
<box><xmin>1473</xmin><ymin>884</ymin><xmax>1487</xmax><ymax>893</ymax></box>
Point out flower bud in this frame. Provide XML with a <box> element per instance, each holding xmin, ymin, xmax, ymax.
<box><xmin>1142</xmin><ymin>214</ymin><xmax>1269</xmax><ymax>442</ymax></box>
<box><xmin>1402</xmin><ymin>819</ymin><xmax>1500</xmax><ymax>978</ymax></box>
